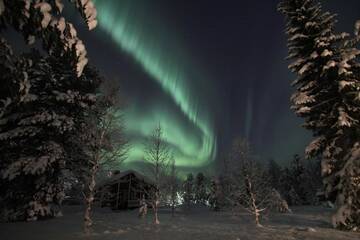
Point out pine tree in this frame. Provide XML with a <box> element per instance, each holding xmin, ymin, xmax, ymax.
<box><xmin>0</xmin><ymin>49</ymin><xmax>101</xmax><ymax>221</ymax></box>
<box><xmin>301</xmin><ymin>158</ymin><xmax>322</xmax><ymax>205</ymax></box>
<box><xmin>0</xmin><ymin>0</ymin><xmax>97</xmax><ymax>76</ymax></box>
<box><xmin>267</xmin><ymin>158</ymin><xmax>282</xmax><ymax>190</ymax></box>
<box><xmin>0</xmin><ymin>0</ymin><xmax>99</xmax><ymax>221</ymax></box>
<box><xmin>279</xmin><ymin>0</ymin><xmax>360</xmax><ymax>230</ymax></box>
<box><xmin>289</xmin><ymin>154</ymin><xmax>306</xmax><ymax>204</ymax></box>
<box><xmin>278</xmin><ymin>167</ymin><xmax>293</xmax><ymax>205</ymax></box>
<box><xmin>218</xmin><ymin>155</ymin><xmax>234</xmax><ymax>208</ymax></box>
<box><xmin>168</xmin><ymin>156</ymin><xmax>178</xmax><ymax>217</ymax></box>
<box><xmin>278</xmin><ymin>155</ymin><xmax>321</xmax><ymax>206</ymax></box>
<box><xmin>183</xmin><ymin>173</ymin><xmax>194</xmax><ymax>209</ymax></box>
<box><xmin>194</xmin><ymin>172</ymin><xmax>208</xmax><ymax>205</ymax></box>
<box><xmin>209</xmin><ymin>177</ymin><xmax>222</xmax><ymax>211</ymax></box>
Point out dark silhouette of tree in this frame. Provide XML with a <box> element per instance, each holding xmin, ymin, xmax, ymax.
<box><xmin>194</xmin><ymin>172</ymin><xmax>208</xmax><ymax>205</ymax></box>
<box><xmin>267</xmin><ymin>158</ymin><xmax>282</xmax><ymax>190</ymax></box>
<box><xmin>168</xmin><ymin>156</ymin><xmax>178</xmax><ymax>217</ymax></box>
<box><xmin>183</xmin><ymin>173</ymin><xmax>194</xmax><ymax>209</ymax></box>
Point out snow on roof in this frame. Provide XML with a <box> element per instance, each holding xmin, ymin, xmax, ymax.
<box><xmin>98</xmin><ymin>169</ymin><xmax>155</xmax><ymax>187</ymax></box>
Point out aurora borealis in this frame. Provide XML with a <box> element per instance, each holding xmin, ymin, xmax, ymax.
<box><xmin>64</xmin><ymin>0</ymin><xmax>360</xmax><ymax>172</ymax></box>
<box><xmin>92</xmin><ymin>0</ymin><xmax>217</xmax><ymax>169</ymax></box>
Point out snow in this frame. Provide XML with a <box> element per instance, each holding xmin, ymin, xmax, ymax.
<box><xmin>291</xmin><ymin>91</ymin><xmax>315</xmax><ymax>105</ymax></box>
<box><xmin>296</xmin><ymin>106</ymin><xmax>311</xmax><ymax>115</ymax></box>
<box><xmin>305</xmin><ymin>136</ymin><xmax>325</xmax><ymax>157</ymax></box>
<box><xmin>322</xmin><ymin>60</ymin><xmax>336</xmax><ymax>72</ymax></box>
<box><xmin>355</xmin><ymin>20</ymin><xmax>360</xmax><ymax>36</ymax></box>
<box><xmin>298</xmin><ymin>62</ymin><xmax>313</xmax><ymax>75</ymax></box>
<box><xmin>289</xmin><ymin>33</ymin><xmax>307</xmax><ymax>41</ymax></box>
<box><xmin>311</xmin><ymin>51</ymin><xmax>319</xmax><ymax>59</ymax></box>
<box><xmin>337</xmin><ymin>107</ymin><xmax>352</xmax><ymax>127</ymax></box>
<box><xmin>321</xmin><ymin>49</ymin><xmax>333</xmax><ymax>57</ymax></box>
<box><xmin>34</xmin><ymin>2</ymin><xmax>52</xmax><ymax>28</ymax></box>
<box><xmin>0</xmin><ymin>0</ymin><xmax>4</xmax><ymax>16</ymax></box>
<box><xmin>339</xmin><ymin>80</ymin><xmax>355</xmax><ymax>90</ymax></box>
<box><xmin>0</xmin><ymin>205</ymin><xmax>359</xmax><ymax>240</ymax></box>
<box><xmin>75</xmin><ymin>0</ymin><xmax>98</xmax><ymax>30</ymax></box>
<box><xmin>305</xmin><ymin>22</ymin><xmax>317</xmax><ymax>29</ymax></box>
<box><xmin>55</xmin><ymin>0</ymin><xmax>64</xmax><ymax>13</ymax></box>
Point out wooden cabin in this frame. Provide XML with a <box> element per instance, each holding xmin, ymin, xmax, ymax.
<box><xmin>96</xmin><ymin>170</ymin><xmax>155</xmax><ymax>210</ymax></box>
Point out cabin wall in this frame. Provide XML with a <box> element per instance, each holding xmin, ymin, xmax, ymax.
<box><xmin>97</xmin><ymin>174</ymin><xmax>155</xmax><ymax>210</ymax></box>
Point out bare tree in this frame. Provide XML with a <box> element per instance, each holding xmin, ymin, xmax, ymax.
<box><xmin>81</xmin><ymin>82</ymin><xmax>129</xmax><ymax>234</ymax></box>
<box><xmin>144</xmin><ymin>124</ymin><xmax>170</xmax><ymax>224</ymax></box>
<box><xmin>226</xmin><ymin>138</ymin><xmax>272</xmax><ymax>227</ymax></box>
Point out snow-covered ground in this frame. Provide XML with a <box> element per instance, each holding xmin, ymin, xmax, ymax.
<box><xmin>0</xmin><ymin>205</ymin><xmax>359</xmax><ymax>240</ymax></box>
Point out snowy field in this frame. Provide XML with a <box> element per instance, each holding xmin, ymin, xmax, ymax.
<box><xmin>0</xmin><ymin>205</ymin><xmax>359</xmax><ymax>240</ymax></box>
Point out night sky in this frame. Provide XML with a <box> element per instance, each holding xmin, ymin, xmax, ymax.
<box><xmin>64</xmin><ymin>0</ymin><xmax>360</xmax><ymax>173</ymax></box>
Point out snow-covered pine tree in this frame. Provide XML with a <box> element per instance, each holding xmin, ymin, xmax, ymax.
<box><xmin>279</xmin><ymin>0</ymin><xmax>360</xmax><ymax>230</ymax></box>
<box><xmin>0</xmin><ymin>0</ymin><xmax>99</xmax><ymax>221</ymax></box>
<box><xmin>0</xmin><ymin>0</ymin><xmax>97</xmax><ymax>76</ymax></box>
<box><xmin>267</xmin><ymin>189</ymin><xmax>292</xmax><ymax>213</ymax></box>
<box><xmin>0</xmin><ymin>47</ymin><xmax>101</xmax><ymax>221</ymax></box>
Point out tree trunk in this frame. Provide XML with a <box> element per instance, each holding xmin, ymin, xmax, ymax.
<box><xmin>154</xmin><ymin>206</ymin><xmax>160</xmax><ymax>224</ymax></box>
<box><xmin>171</xmin><ymin>185</ymin><xmax>175</xmax><ymax>217</ymax></box>
<box><xmin>171</xmin><ymin>204</ymin><xmax>175</xmax><ymax>217</ymax></box>
<box><xmin>247</xmin><ymin>176</ymin><xmax>262</xmax><ymax>227</ymax></box>
<box><xmin>254</xmin><ymin>209</ymin><xmax>261</xmax><ymax>227</ymax></box>
<box><xmin>84</xmin><ymin>162</ymin><xmax>98</xmax><ymax>234</ymax></box>
<box><xmin>153</xmin><ymin>191</ymin><xmax>160</xmax><ymax>224</ymax></box>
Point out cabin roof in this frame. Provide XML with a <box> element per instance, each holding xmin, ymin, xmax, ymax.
<box><xmin>98</xmin><ymin>169</ymin><xmax>155</xmax><ymax>187</ymax></box>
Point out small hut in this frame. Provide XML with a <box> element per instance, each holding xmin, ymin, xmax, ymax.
<box><xmin>97</xmin><ymin>170</ymin><xmax>155</xmax><ymax>210</ymax></box>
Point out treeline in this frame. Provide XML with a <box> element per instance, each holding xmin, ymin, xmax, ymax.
<box><xmin>104</xmin><ymin>126</ymin><xmax>322</xmax><ymax>227</ymax></box>
<box><xmin>170</xmin><ymin>138</ymin><xmax>322</xmax><ymax>226</ymax></box>
<box><xmin>272</xmin><ymin>155</ymin><xmax>322</xmax><ymax>206</ymax></box>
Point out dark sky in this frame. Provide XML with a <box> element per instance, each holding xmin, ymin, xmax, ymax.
<box><xmin>166</xmin><ymin>0</ymin><xmax>360</xmax><ymax>164</ymax></box>
<box><xmin>65</xmin><ymin>0</ymin><xmax>360</xmax><ymax>170</ymax></box>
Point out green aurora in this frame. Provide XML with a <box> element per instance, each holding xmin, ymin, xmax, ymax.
<box><xmin>93</xmin><ymin>0</ymin><xmax>217</xmax><ymax>169</ymax></box>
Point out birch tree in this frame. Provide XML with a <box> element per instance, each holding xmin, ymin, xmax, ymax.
<box><xmin>78</xmin><ymin>82</ymin><xmax>128</xmax><ymax>234</ymax></box>
<box><xmin>227</xmin><ymin>138</ymin><xmax>272</xmax><ymax>227</ymax></box>
<box><xmin>144</xmin><ymin>124</ymin><xmax>170</xmax><ymax>224</ymax></box>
